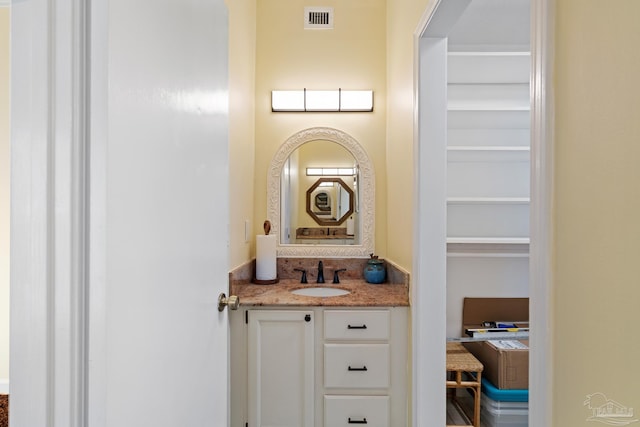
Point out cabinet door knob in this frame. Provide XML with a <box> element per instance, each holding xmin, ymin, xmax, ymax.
<box><xmin>305</xmin><ymin>314</ymin><xmax>311</xmax><ymax>322</ymax></box>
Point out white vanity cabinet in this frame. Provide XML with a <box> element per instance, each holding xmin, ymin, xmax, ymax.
<box><xmin>231</xmin><ymin>307</ymin><xmax>408</xmax><ymax>427</ymax></box>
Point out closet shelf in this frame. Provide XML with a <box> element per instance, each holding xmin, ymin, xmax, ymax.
<box><xmin>447</xmin><ymin>105</ymin><xmax>530</xmax><ymax>112</ymax></box>
<box><xmin>447</xmin><ymin>51</ymin><xmax>531</xmax><ymax>57</ymax></box>
<box><xmin>447</xmin><ymin>146</ymin><xmax>530</xmax><ymax>151</ymax></box>
<box><xmin>447</xmin><ymin>251</ymin><xmax>530</xmax><ymax>258</ymax></box>
<box><xmin>447</xmin><ymin>237</ymin><xmax>530</xmax><ymax>245</ymax></box>
<box><xmin>447</xmin><ymin>240</ymin><xmax>530</xmax><ymax>257</ymax></box>
<box><xmin>447</xmin><ymin>147</ymin><xmax>530</xmax><ymax>162</ymax></box>
<box><xmin>447</xmin><ymin>197</ymin><xmax>530</xmax><ymax>204</ymax></box>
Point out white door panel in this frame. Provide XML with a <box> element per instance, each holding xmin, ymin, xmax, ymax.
<box><xmin>91</xmin><ymin>0</ymin><xmax>229</xmax><ymax>426</ymax></box>
<box><xmin>11</xmin><ymin>0</ymin><xmax>230</xmax><ymax>425</ymax></box>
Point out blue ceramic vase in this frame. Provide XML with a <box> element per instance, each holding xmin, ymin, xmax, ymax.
<box><xmin>364</xmin><ymin>256</ymin><xmax>386</xmax><ymax>284</ymax></box>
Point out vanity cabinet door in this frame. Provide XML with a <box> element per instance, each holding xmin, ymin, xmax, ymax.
<box><xmin>248</xmin><ymin>310</ymin><xmax>315</xmax><ymax>427</ymax></box>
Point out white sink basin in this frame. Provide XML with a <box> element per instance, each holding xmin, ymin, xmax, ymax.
<box><xmin>291</xmin><ymin>287</ymin><xmax>350</xmax><ymax>297</ymax></box>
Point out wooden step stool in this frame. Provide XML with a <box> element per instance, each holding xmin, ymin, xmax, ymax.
<box><xmin>446</xmin><ymin>342</ymin><xmax>483</xmax><ymax>427</ymax></box>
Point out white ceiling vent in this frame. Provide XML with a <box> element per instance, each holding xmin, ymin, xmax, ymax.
<box><xmin>304</xmin><ymin>7</ymin><xmax>334</xmax><ymax>29</ymax></box>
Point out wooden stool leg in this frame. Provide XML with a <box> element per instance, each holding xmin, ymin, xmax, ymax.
<box><xmin>473</xmin><ymin>372</ymin><xmax>482</xmax><ymax>427</ymax></box>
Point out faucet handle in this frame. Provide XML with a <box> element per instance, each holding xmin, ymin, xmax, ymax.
<box><xmin>294</xmin><ymin>268</ymin><xmax>308</xmax><ymax>284</ymax></box>
<box><xmin>333</xmin><ymin>268</ymin><xmax>347</xmax><ymax>284</ymax></box>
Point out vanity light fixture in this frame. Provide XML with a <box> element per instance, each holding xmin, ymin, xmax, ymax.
<box><xmin>306</xmin><ymin>167</ymin><xmax>355</xmax><ymax>176</ymax></box>
<box><xmin>271</xmin><ymin>89</ymin><xmax>373</xmax><ymax>112</ymax></box>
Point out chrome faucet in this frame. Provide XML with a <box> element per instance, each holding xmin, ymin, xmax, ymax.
<box><xmin>317</xmin><ymin>260</ymin><xmax>325</xmax><ymax>283</ymax></box>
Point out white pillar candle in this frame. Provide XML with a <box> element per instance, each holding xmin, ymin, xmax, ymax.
<box><xmin>256</xmin><ymin>234</ymin><xmax>277</xmax><ymax>281</ymax></box>
<box><xmin>346</xmin><ymin>217</ymin><xmax>355</xmax><ymax>236</ymax></box>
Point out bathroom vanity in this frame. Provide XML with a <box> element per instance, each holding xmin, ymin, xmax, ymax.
<box><xmin>229</xmin><ymin>259</ymin><xmax>410</xmax><ymax>427</ymax></box>
<box><xmin>230</xmin><ymin>127</ymin><xmax>410</xmax><ymax>426</ymax></box>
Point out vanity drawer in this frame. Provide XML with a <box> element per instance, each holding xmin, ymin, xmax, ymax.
<box><xmin>324</xmin><ymin>310</ymin><xmax>390</xmax><ymax>341</ymax></box>
<box><xmin>324</xmin><ymin>395</ymin><xmax>390</xmax><ymax>427</ymax></box>
<box><xmin>324</xmin><ymin>344</ymin><xmax>390</xmax><ymax>389</ymax></box>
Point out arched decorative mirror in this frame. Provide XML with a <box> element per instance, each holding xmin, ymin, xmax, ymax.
<box><xmin>267</xmin><ymin>127</ymin><xmax>374</xmax><ymax>258</ymax></box>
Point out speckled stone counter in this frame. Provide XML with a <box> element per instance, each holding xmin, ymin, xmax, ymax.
<box><xmin>229</xmin><ymin>258</ymin><xmax>410</xmax><ymax>307</ymax></box>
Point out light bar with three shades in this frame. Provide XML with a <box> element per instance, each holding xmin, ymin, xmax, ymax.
<box><xmin>271</xmin><ymin>89</ymin><xmax>374</xmax><ymax>112</ymax></box>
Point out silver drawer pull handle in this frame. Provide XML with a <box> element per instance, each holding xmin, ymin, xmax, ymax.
<box><xmin>348</xmin><ymin>418</ymin><xmax>368</xmax><ymax>424</ymax></box>
<box><xmin>347</xmin><ymin>324</ymin><xmax>367</xmax><ymax>329</ymax></box>
<box><xmin>348</xmin><ymin>366</ymin><xmax>368</xmax><ymax>372</ymax></box>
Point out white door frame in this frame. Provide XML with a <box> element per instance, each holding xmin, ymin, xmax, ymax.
<box><xmin>10</xmin><ymin>0</ymin><xmax>90</xmax><ymax>425</ymax></box>
<box><xmin>411</xmin><ymin>0</ymin><xmax>555</xmax><ymax>425</ymax></box>
<box><xmin>527</xmin><ymin>0</ymin><xmax>555</xmax><ymax>424</ymax></box>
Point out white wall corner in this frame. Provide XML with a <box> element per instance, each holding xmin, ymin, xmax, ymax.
<box><xmin>0</xmin><ymin>379</ymin><xmax>9</xmax><ymax>394</ymax></box>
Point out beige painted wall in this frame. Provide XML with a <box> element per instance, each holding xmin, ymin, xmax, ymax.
<box><xmin>228</xmin><ymin>0</ymin><xmax>257</xmax><ymax>270</ymax></box>
<box><xmin>386</xmin><ymin>0</ymin><xmax>430</xmax><ymax>272</ymax></box>
<box><xmin>0</xmin><ymin>8</ymin><xmax>9</xmax><ymax>382</ymax></box>
<box><xmin>385</xmin><ymin>4</ymin><xmax>428</xmax><ymax>427</ymax></box>
<box><xmin>253</xmin><ymin>0</ymin><xmax>388</xmax><ymax>258</ymax></box>
<box><xmin>553</xmin><ymin>0</ymin><xmax>640</xmax><ymax>423</ymax></box>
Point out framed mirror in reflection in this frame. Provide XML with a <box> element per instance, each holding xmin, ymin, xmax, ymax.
<box><xmin>267</xmin><ymin>127</ymin><xmax>374</xmax><ymax>258</ymax></box>
<box><xmin>306</xmin><ymin>177</ymin><xmax>354</xmax><ymax>225</ymax></box>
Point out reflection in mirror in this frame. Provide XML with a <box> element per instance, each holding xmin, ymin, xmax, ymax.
<box><xmin>306</xmin><ymin>177</ymin><xmax>354</xmax><ymax>226</ymax></box>
<box><xmin>281</xmin><ymin>140</ymin><xmax>358</xmax><ymax>245</ymax></box>
<box><xmin>268</xmin><ymin>127</ymin><xmax>374</xmax><ymax>258</ymax></box>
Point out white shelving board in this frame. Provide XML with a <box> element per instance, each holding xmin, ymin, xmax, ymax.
<box><xmin>447</xmin><ymin>196</ymin><xmax>530</xmax><ymax>204</ymax></box>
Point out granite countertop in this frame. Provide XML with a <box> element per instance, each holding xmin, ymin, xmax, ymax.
<box><xmin>231</xmin><ymin>279</ymin><xmax>409</xmax><ymax>307</ymax></box>
<box><xmin>229</xmin><ymin>257</ymin><xmax>410</xmax><ymax>307</ymax></box>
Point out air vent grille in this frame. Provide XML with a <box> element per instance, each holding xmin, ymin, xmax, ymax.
<box><xmin>304</xmin><ymin>7</ymin><xmax>334</xmax><ymax>29</ymax></box>
<box><xmin>309</xmin><ymin>11</ymin><xmax>330</xmax><ymax>25</ymax></box>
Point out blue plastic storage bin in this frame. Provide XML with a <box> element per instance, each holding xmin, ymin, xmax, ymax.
<box><xmin>482</xmin><ymin>378</ymin><xmax>528</xmax><ymax>402</ymax></box>
<box><xmin>481</xmin><ymin>380</ymin><xmax>529</xmax><ymax>427</ymax></box>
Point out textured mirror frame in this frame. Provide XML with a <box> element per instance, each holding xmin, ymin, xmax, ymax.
<box><xmin>267</xmin><ymin>127</ymin><xmax>375</xmax><ymax>258</ymax></box>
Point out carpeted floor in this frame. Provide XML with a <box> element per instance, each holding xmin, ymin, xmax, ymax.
<box><xmin>0</xmin><ymin>395</ymin><xmax>7</xmax><ymax>427</ymax></box>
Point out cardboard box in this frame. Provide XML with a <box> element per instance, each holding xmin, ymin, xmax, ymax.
<box><xmin>462</xmin><ymin>297</ymin><xmax>529</xmax><ymax>390</ymax></box>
